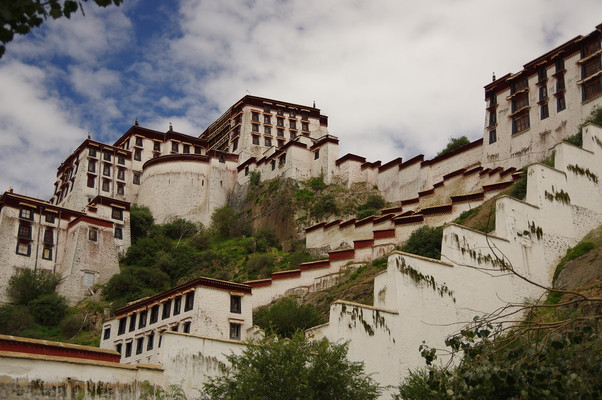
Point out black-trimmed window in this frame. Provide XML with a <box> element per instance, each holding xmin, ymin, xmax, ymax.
<box><xmin>252</xmin><ymin>112</ymin><xmax>260</xmax><ymax>122</ymax></box>
<box><xmin>555</xmin><ymin>57</ymin><xmax>565</xmax><ymax>72</ymax></box>
<box><xmin>112</xmin><ymin>207</ymin><xmax>123</xmax><ymax>220</ymax></box>
<box><xmin>265</xmin><ymin>137</ymin><xmax>272</xmax><ymax>147</ymax></box>
<box><xmin>114</xmin><ymin>227</ymin><xmax>123</xmax><ymax>239</ymax></box>
<box><xmin>45</xmin><ymin>212</ymin><xmax>55</xmax><ymax>223</ymax></box>
<box><xmin>103</xmin><ymin>326</ymin><xmax>111</xmax><ymax>340</ymax></box>
<box><xmin>19</xmin><ymin>207</ymin><xmax>34</xmax><ymax>221</ymax></box>
<box><xmin>118</xmin><ymin>318</ymin><xmax>126</xmax><ymax>335</ymax></box>
<box><xmin>125</xmin><ymin>341</ymin><xmax>132</xmax><ymax>357</ymax></box>
<box><xmin>252</xmin><ymin>123</ymin><xmax>259</xmax><ymax>133</ymax></box>
<box><xmin>88</xmin><ymin>160</ymin><xmax>96</xmax><ymax>173</ymax></box>
<box><xmin>135</xmin><ymin>136</ymin><xmax>143</xmax><ymax>147</ymax></box>
<box><xmin>172</xmin><ymin>142</ymin><xmax>179</xmax><ymax>152</ymax></box>
<box><xmin>539</xmin><ymin>86</ymin><xmax>547</xmax><ymax>101</ymax></box>
<box><xmin>512</xmin><ymin>111</ymin><xmax>530</xmax><ymax>135</ymax></box>
<box><xmin>230</xmin><ymin>295</ymin><xmax>241</xmax><ymax>313</ymax></box>
<box><xmin>229</xmin><ymin>323</ymin><xmax>241</xmax><ymax>340</ymax></box>
<box><xmin>557</xmin><ymin>95</ymin><xmax>566</xmax><ymax>112</ymax></box>
<box><xmin>301</xmin><ymin>111</ymin><xmax>309</xmax><ymax>120</ymax></box>
<box><xmin>232</xmin><ymin>139</ymin><xmax>238</xmax><ymax>152</ymax></box>
<box><xmin>117</xmin><ymin>168</ymin><xmax>125</xmax><ymax>181</ymax></box>
<box><xmin>89</xmin><ymin>147</ymin><xmax>97</xmax><ymax>157</ymax></box>
<box><xmin>42</xmin><ymin>247</ymin><xmax>52</xmax><ymax>260</ymax></box>
<box><xmin>582</xmin><ymin>56</ymin><xmax>600</xmax><ymax>80</ymax></box>
<box><xmin>184</xmin><ymin>291</ymin><xmax>195</xmax><ymax>311</ymax></box>
<box><xmin>277</xmin><ymin>117</ymin><xmax>284</xmax><ymax>127</ymax></box>
<box><xmin>133</xmin><ymin>173</ymin><xmax>141</xmax><ymax>185</ymax></box>
<box><xmin>150</xmin><ymin>305</ymin><xmax>159</xmax><ymax>323</ymax></box>
<box><xmin>538</xmin><ymin>66</ymin><xmax>547</xmax><ymax>82</ymax></box>
<box><xmin>244</xmin><ymin>166</ymin><xmax>249</xmax><ymax>176</ymax></box>
<box><xmin>129</xmin><ymin>313</ymin><xmax>137</xmax><ymax>332</ymax></box>
<box><xmin>194</xmin><ymin>146</ymin><xmax>202</xmax><ymax>154</ymax></box>
<box><xmin>173</xmin><ymin>296</ymin><xmax>182</xmax><ymax>315</ymax></box>
<box><xmin>117</xmin><ymin>154</ymin><xmax>125</xmax><ymax>165</ymax></box>
<box><xmin>183</xmin><ymin>144</ymin><xmax>190</xmax><ymax>154</ymax></box>
<box><xmin>583</xmin><ymin>77</ymin><xmax>602</xmax><ymax>101</ymax></box>
<box><xmin>147</xmin><ymin>332</ymin><xmax>154</xmax><ymax>350</ymax></box>
<box><xmin>87</xmin><ymin>175</ymin><xmax>95</xmax><ymax>188</ymax></box>
<box><xmin>89</xmin><ymin>228</ymin><xmax>98</xmax><ymax>242</ymax></box>
<box><xmin>263</xmin><ymin>104</ymin><xmax>270</xmax><ymax>113</ymax></box>
<box><xmin>314</xmin><ymin>149</ymin><xmax>320</xmax><ymax>160</ymax></box>
<box><xmin>582</xmin><ymin>38</ymin><xmax>601</xmax><ymax>58</ymax></box>
<box><xmin>489</xmin><ymin>129</ymin><xmax>497</xmax><ymax>144</ymax></box>
<box><xmin>277</xmin><ymin>107</ymin><xmax>284</xmax><ymax>116</ymax></box>
<box><xmin>277</xmin><ymin>128</ymin><xmax>284</xmax><ymax>137</ymax></box>
<box><xmin>115</xmin><ymin>343</ymin><xmax>122</xmax><ymax>355</ymax></box>
<box><xmin>541</xmin><ymin>103</ymin><xmax>549</xmax><ymax>120</ymax></box>
<box><xmin>43</xmin><ymin>229</ymin><xmax>54</xmax><ymax>244</ymax></box>
<box><xmin>302</xmin><ymin>122</ymin><xmax>309</xmax><ymax>131</ymax></box>
<box><xmin>171</xmin><ymin>324</ymin><xmax>178</xmax><ymax>332</ymax></box>
<box><xmin>289</xmin><ymin>120</ymin><xmax>296</xmax><ymax>130</ymax></box>
<box><xmin>511</xmin><ymin>92</ymin><xmax>529</xmax><ymax>113</ymax></box>
<box><xmin>154</xmin><ymin>141</ymin><xmax>161</xmax><ymax>152</ymax></box>
<box><xmin>162</xmin><ymin>300</ymin><xmax>171</xmax><ymax>319</ymax></box>
<box><xmin>16</xmin><ymin>242</ymin><xmax>31</xmax><ymax>256</ymax></box>
<box><xmin>138</xmin><ymin>310</ymin><xmax>147</xmax><ymax>329</ymax></box>
<box><xmin>271</xmin><ymin>160</ymin><xmax>275</xmax><ymax>170</ymax></box>
<box><xmin>103</xmin><ymin>151</ymin><xmax>111</xmax><ymax>162</ymax></box>
<box><xmin>134</xmin><ymin>149</ymin><xmax>142</xmax><ymax>161</ymax></box>
<box><xmin>102</xmin><ymin>179</ymin><xmax>110</xmax><ymax>192</ymax></box>
<box><xmin>136</xmin><ymin>337</ymin><xmax>144</xmax><ymax>355</ymax></box>
<box><xmin>117</xmin><ymin>184</ymin><xmax>125</xmax><ymax>195</ymax></box>
<box><xmin>289</xmin><ymin>109</ymin><xmax>296</xmax><ymax>118</ymax></box>
<box><xmin>264</xmin><ymin>115</ymin><xmax>271</xmax><ymax>124</ymax></box>
<box><xmin>264</xmin><ymin>126</ymin><xmax>271</xmax><ymax>135</ymax></box>
<box><xmin>18</xmin><ymin>224</ymin><xmax>32</xmax><ymax>239</ymax></box>
<box><xmin>183</xmin><ymin>321</ymin><xmax>191</xmax><ymax>333</ymax></box>
<box><xmin>252</xmin><ymin>135</ymin><xmax>259</xmax><ymax>145</ymax></box>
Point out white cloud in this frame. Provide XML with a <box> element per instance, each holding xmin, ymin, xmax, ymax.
<box><xmin>0</xmin><ymin>61</ymin><xmax>84</xmax><ymax>198</ymax></box>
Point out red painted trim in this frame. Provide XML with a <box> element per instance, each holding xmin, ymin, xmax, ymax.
<box><xmin>380</xmin><ymin>206</ymin><xmax>403</xmax><ymax>214</ymax></box>
<box><xmin>299</xmin><ymin>260</ymin><xmax>330</xmax><ymax>271</ymax></box>
<box><xmin>355</xmin><ymin>216</ymin><xmax>375</xmax><ymax>227</ymax></box>
<box><xmin>450</xmin><ymin>192</ymin><xmax>485</xmax><ymax>203</ymax></box>
<box><xmin>500</xmin><ymin>167</ymin><xmax>517</xmax><ymax>177</ymax></box>
<box><xmin>488</xmin><ymin>166</ymin><xmax>503</xmax><ymax>176</ymax></box>
<box><xmin>68</xmin><ymin>215</ymin><xmax>113</xmax><ymax>229</ymax></box>
<box><xmin>479</xmin><ymin>168</ymin><xmax>492</xmax><ymax>176</ymax></box>
<box><xmin>272</xmin><ymin>270</ymin><xmax>301</xmax><ymax>280</ymax></box>
<box><xmin>335</xmin><ymin>153</ymin><xmax>366</xmax><ymax>166</ymax></box>
<box><xmin>324</xmin><ymin>220</ymin><xmax>341</xmax><ymax>230</ymax></box>
<box><xmin>354</xmin><ymin>239</ymin><xmax>374</xmax><ymax>249</ymax></box>
<box><xmin>443</xmin><ymin>168</ymin><xmax>466</xmax><ymax>180</ymax></box>
<box><xmin>378</xmin><ymin>157</ymin><xmax>402</xmax><ymax>173</ymax></box>
<box><xmin>398</xmin><ymin>154</ymin><xmax>424</xmax><ymax>171</ymax></box>
<box><xmin>306</xmin><ymin>222</ymin><xmax>326</xmax><ymax>233</ymax></box>
<box><xmin>0</xmin><ymin>337</ymin><xmax>120</xmax><ymax>363</ymax></box>
<box><xmin>310</xmin><ymin>136</ymin><xmax>339</xmax><ymax>150</ymax></box>
<box><xmin>339</xmin><ymin>218</ymin><xmax>357</xmax><ymax>228</ymax></box>
<box><xmin>361</xmin><ymin>161</ymin><xmax>381</xmax><ymax>170</ymax></box>
<box><xmin>237</xmin><ymin>157</ymin><xmax>257</xmax><ymax>172</ymax></box>
<box><xmin>401</xmin><ymin>197</ymin><xmax>419</xmax><ymax>206</ymax></box>
<box><xmin>418</xmin><ymin>188</ymin><xmax>435</xmax><ymax>197</ymax></box>
<box><xmin>328</xmin><ymin>248</ymin><xmax>355</xmax><ymax>261</ymax></box>
<box><xmin>421</xmin><ymin>204</ymin><xmax>453</xmax><ymax>215</ymax></box>
<box><xmin>433</xmin><ymin>181</ymin><xmax>444</xmax><ymax>188</ymax></box>
<box><xmin>373</xmin><ymin>214</ymin><xmax>394</xmax><ymax>224</ymax></box>
<box><xmin>464</xmin><ymin>166</ymin><xmax>483</xmax><ymax>176</ymax></box>
<box><xmin>374</xmin><ymin>229</ymin><xmax>395</xmax><ymax>239</ymax></box>
<box><xmin>394</xmin><ymin>214</ymin><xmax>424</xmax><ymax>225</ymax></box>
<box><xmin>421</xmin><ymin>139</ymin><xmax>483</xmax><ymax>167</ymax></box>
<box><xmin>483</xmin><ymin>181</ymin><xmax>514</xmax><ymax>192</ymax></box>
<box><xmin>246</xmin><ymin>279</ymin><xmax>272</xmax><ymax>288</ymax></box>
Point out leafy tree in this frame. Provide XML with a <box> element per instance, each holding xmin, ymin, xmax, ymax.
<box><xmin>29</xmin><ymin>293</ymin><xmax>68</xmax><ymax>326</ymax></box>
<box><xmin>162</xmin><ymin>218</ymin><xmax>199</xmax><ymax>241</ymax></box>
<box><xmin>211</xmin><ymin>206</ymin><xmax>251</xmax><ymax>239</ymax></box>
<box><xmin>104</xmin><ymin>266</ymin><xmax>170</xmax><ymax>306</ymax></box>
<box><xmin>0</xmin><ymin>304</ymin><xmax>34</xmax><ymax>334</ymax></box>
<box><xmin>0</xmin><ymin>0</ymin><xmax>124</xmax><ymax>58</ymax></box>
<box><xmin>254</xmin><ymin>227</ymin><xmax>279</xmax><ymax>252</ymax></box>
<box><xmin>130</xmin><ymin>204</ymin><xmax>154</xmax><ymax>243</ymax></box>
<box><xmin>356</xmin><ymin>194</ymin><xmax>386</xmax><ymax>219</ymax></box>
<box><xmin>7</xmin><ymin>268</ymin><xmax>62</xmax><ymax>306</ymax></box>
<box><xmin>254</xmin><ymin>296</ymin><xmax>323</xmax><ymax>338</ymax></box>
<box><xmin>202</xmin><ymin>332</ymin><xmax>381</xmax><ymax>400</ymax></box>
<box><xmin>401</xmin><ymin>225</ymin><xmax>443</xmax><ymax>259</ymax></box>
<box><xmin>310</xmin><ymin>193</ymin><xmax>337</xmax><ymax>219</ymax></box>
<box><xmin>436</xmin><ymin>136</ymin><xmax>471</xmax><ymax>157</ymax></box>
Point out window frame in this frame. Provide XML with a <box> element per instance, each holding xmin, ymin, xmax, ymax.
<box><xmin>230</xmin><ymin>295</ymin><xmax>242</xmax><ymax>314</ymax></box>
<box><xmin>16</xmin><ymin>242</ymin><xmax>31</xmax><ymax>256</ymax></box>
<box><xmin>19</xmin><ymin>207</ymin><xmax>34</xmax><ymax>221</ymax></box>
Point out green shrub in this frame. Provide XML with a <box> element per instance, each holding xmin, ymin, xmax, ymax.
<box><xmin>161</xmin><ymin>218</ymin><xmax>198</xmax><ymax>240</ymax></box>
<box><xmin>29</xmin><ymin>293</ymin><xmax>68</xmax><ymax>326</ymax></box>
<box><xmin>130</xmin><ymin>204</ymin><xmax>154</xmax><ymax>243</ymax></box>
<box><xmin>253</xmin><ymin>296</ymin><xmax>324</xmax><ymax>338</ymax></box>
<box><xmin>308</xmin><ymin>176</ymin><xmax>327</xmax><ymax>191</ymax></box>
<box><xmin>104</xmin><ymin>266</ymin><xmax>171</xmax><ymax>305</ymax></box>
<box><xmin>553</xmin><ymin>241</ymin><xmax>596</xmax><ymax>283</ymax></box>
<box><xmin>566</xmin><ymin>106</ymin><xmax>602</xmax><ymax>147</ymax></box>
<box><xmin>436</xmin><ymin>136</ymin><xmax>471</xmax><ymax>157</ymax></box>
<box><xmin>356</xmin><ymin>194</ymin><xmax>385</xmax><ymax>219</ymax></box>
<box><xmin>401</xmin><ymin>226</ymin><xmax>443</xmax><ymax>259</ymax></box>
<box><xmin>246</xmin><ymin>253</ymin><xmax>276</xmax><ymax>279</ymax></box>
<box><xmin>60</xmin><ymin>314</ymin><xmax>85</xmax><ymax>338</ymax></box>
<box><xmin>7</xmin><ymin>269</ymin><xmax>62</xmax><ymax>306</ymax></box>
<box><xmin>189</xmin><ymin>230</ymin><xmax>211</xmax><ymax>250</ymax></box>
<box><xmin>249</xmin><ymin>170</ymin><xmax>261</xmax><ymax>186</ymax></box>
<box><xmin>211</xmin><ymin>206</ymin><xmax>252</xmax><ymax>239</ymax></box>
<box><xmin>357</xmin><ymin>208</ymin><xmax>379</xmax><ymax>219</ymax></box>
<box><xmin>254</xmin><ymin>228</ymin><xmax>279</xmax><ymax>252</ymax></box>
<box><xmin>508</xmin><ymin>168</ymin><xmax>527</xmax><ymax>200</ymax></box>
<box><xmin>311</xmin><ymin>193</ymin><xmax>337</xmax><ymax>219</ymax></box>
<box><xmin>0</xmin><ymin>304</ymin><xmax>34</xmax><ymax>335</ymax></box>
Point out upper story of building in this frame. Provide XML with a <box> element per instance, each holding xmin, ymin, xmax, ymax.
<box><xmin>0</xmin><ymin>191</ymin><xmax>129</xmax><ymax>304</ymax></box>
<box><xmin>201</xmin><ymin>95</ymin><xmax>330</xmax><ymax>162</ymax></box>
<box><xmin>482</xmin><ymin>23</ymin><xmax>602</xmax><ymax>168</ymax></box>
<box><xmin>99</xmin><ymin>276</ymin><xmax>254</xmax><ymax>365</ymax></box>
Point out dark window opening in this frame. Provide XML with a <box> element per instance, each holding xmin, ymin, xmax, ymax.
<box><xmin>162</xmin><ymin>300</ymin><xmax>172</xmax><ymax>319</ymax></box>
<box><xmin>118</xmin><ymin>318</ymin><xmax>126</xmax><ymax>335</ymax></box>
<box><xmin>129</xmin><ymin>313</ymin><xmax>137</xmax><ymax>332</ymax></box>
<box><xmin>184</xmin><ymin>291</ymin><xmax>195</xmax><ymax>311</ymax></box>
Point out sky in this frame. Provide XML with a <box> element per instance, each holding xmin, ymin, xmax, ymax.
<box><xmin>1</xmin><ymin>0</ymin><xmax>601</xmax><ymax>199</ymax></box>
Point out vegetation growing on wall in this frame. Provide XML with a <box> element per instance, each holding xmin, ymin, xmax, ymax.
<box><xmin>401</xmin><ymin>226</ymin><xmax>444</xmax><ymax>259</ymax></box>
<box><xmin>253</xmin><ymin>296</ymin><xmax>324</xmax><ymax>338</ymax></box>
<box><xmin>436</xmin><ymin>136</ymin><xmax>471</xmax><ymax>158</ymax></box>
<box><xmin>356</xmin><ymin>194</ymin><xmax>386</xmax><ymax>219</ymax></box>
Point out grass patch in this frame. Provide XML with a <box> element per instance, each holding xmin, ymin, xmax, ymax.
<box><xmin>553</xmin><ymin>241</ymin><xmax>596</xmax><ymax>283</ymax></box>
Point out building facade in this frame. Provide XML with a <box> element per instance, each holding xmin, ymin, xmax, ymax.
<box><xmin>0</xmin><ymin>192</ymin><xmax>129</xmax><ymax>304</ymax></box>
<box><xmin>99</xmin><ymin>276</ymin><xmax>256</xmax><ymax>365</ymax></box>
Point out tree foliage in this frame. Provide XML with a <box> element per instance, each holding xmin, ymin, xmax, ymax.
<box><xmin>202</xmin><ymin>332</ymin><xmax>381</xmax><ymax>400</ymax></box>
<box><xmin>7</xmin><ymin>268</ymin><xmax>62</xmax><ymax>306</ymax></box>
<box><xmin>254</xmin><ymin>296</ymin><xmax>323</xmax><ymax>338</ymax></box>
<box><xmin>130</xmin><ymin>204</ymin><xmax>154</xmax><ymax>243</ymax></box>
<box><xmin>357</xmin><ymin>194</ymin><xmax>386</xmax><ymax>219</ymax></box>
<box><xmin>0</xmin><ymin>0</ymin><xmax>123</xmax><ymax>58</ymax></box>
<box><xmin>211</xmin><ymin>206</ymin><xmax>252</xmax><ymax>239</ymax></box>
<box><xmin>436</xmin><ymin>136</ymin><xmax>471</xmax><ymax>157</ymax></box>
<box><xmin>401</xmin><ymin>225</ymin><xmax>443</xmax><ymax>259</ymax></box>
